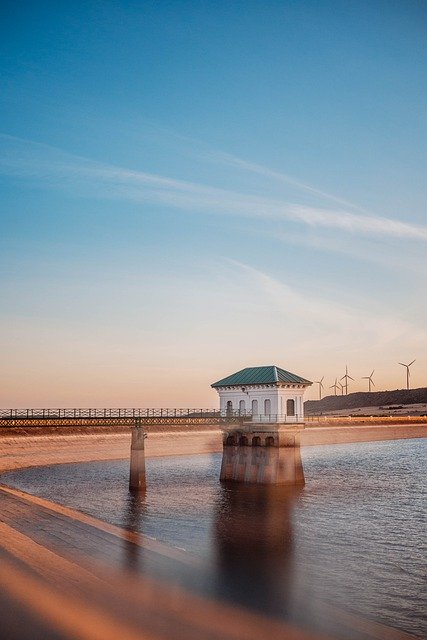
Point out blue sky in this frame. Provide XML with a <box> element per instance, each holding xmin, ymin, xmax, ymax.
<box><xmin>1</xmin><ymin>1</ymin><xmax>426</xmax><ymax>406</ymax></box>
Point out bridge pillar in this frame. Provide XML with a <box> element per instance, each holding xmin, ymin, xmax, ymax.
<box><xmin>129</xmin><ymin>419</ymin><xmax>146</xmax><ymax>490</ymax></box>
<box><xmin>220</xmin><ymin>423</ymin><xmax>305</xmax><ymax>485</ymax></box>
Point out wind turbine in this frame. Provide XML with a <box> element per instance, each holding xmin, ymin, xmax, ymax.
<box><xmin>341</xmin><ymin>365</ymin><xmax>354</xmax><ymax>395</ymax></box>
<box><xmin>398</xmin><ymin>360</ymin><xmax>416</xmax><ymax>390</ymax></box>
<box><xmin>362</xmin><ymin>369</ymin><xmax>375</xmax><ymax>392</ymax></box>
<box><xmin>315</xmin><ymin>376</ymin><xmax>324</xmax><ymax>400</ymax></box>
<box><xmin>330</xmin><ymin>378</ymin><xmax>340</xmax><ymax>396</ymax></box>
<box><xmin>338</xmin><ymin>381</ymin><xmax>344</xmax><ymax>396</ymax></box>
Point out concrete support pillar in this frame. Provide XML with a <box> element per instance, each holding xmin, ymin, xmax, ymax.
<box><xmin>220</xmin><ymin>424</ymin><xmax>305</xmax><ymax>486</ymax></box>
<box><xmin>129</xmin><ymin>420</ymin><xmax>146</xmax><ymax>490</ymax></box>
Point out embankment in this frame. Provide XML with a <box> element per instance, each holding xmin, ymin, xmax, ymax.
<box><xmin>0</xmin><ymin>429</ymin><xmax>221</xmax><ymax>474</ymax></box>
<box><xmin>300</xmin><ymin>422</ymin><xmax>426</xmax><ymax>446</ymax></box>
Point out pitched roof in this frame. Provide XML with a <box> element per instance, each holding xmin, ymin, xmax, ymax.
<box><xmin>211</xmin><ymin>365</ymin><xmax>312</xmax><ymax>388</ymax></box>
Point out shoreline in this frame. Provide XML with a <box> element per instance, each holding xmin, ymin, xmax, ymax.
<box><xmin>0</xmin><ymin>422</ymin><xmax>425</xmax><ymax>475</ymax></box>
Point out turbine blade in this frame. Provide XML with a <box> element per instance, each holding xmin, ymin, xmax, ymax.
<box><xmin>348</xmin><ymin>375</ymin><xmax>354</xmax><ymax>381</ymax></box>
<box><xmin>409</xmin><ymin>359</ymin><xmax>416</xmax><ymax>366</ymax></box>
<box><xmin>371</xmin><ymin>370</ymin><xmax>375</xmax><ymax>377</ymax></box>
<box><xmin>372</xmin><ymin>380</ymin><xmax>375</xmax><ymax>386</ymax></box>
<box><xmin>398</xmin><ymin>363</ymin><xmax>406</xmax><ymax>367</ymax></box>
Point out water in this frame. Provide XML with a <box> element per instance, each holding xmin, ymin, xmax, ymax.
<box><xmin>2</xmin><ymin>439</ymin><xmax>426</xmax><ymax>638</ymax></box>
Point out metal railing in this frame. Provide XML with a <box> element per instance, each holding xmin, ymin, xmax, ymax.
<box><xmin>0</xmin><ymin>408</ymin><xmax>305</xmax><ymax>422</ymax></box>
<box><xmin>305</xmin><ymin>414</ymin><xmax>426</xmax><ymax>423</ymax></box>
<box><xmin>0</xmin><ymin>408</ymin><xmax>223</xmax><ymax>419</ymax></box>
<box><xmin>252</xmin><ymin>414</ymin><xmax>304</xmax><ymax>423</ymax></box>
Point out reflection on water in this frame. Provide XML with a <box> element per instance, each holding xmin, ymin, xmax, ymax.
<box><xmin>2</xmin><ymin>439</ymin><xmax>426</xmax><ymax>638</ymax></box>
<box><xmin>214</xmin><ymin>484</ymin><xmax>299</xmax><ymax>617</ymax></box>
<box><xmin>122</xmin><ymin>489</ymin><xmax>147</xmax><ymax>571</ymax></box>
<box><xmin>124</xmin><ymin>488</ymin><xmax>147</xmax><ymax>531</ymax></box>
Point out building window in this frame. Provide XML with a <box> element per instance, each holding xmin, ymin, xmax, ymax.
<box><xmin>226</xmin><ymin>400</ymin><xmax>233</xmax><ymax>416</ymax></box>
<box><xmin>251</xmin><ymin>399</ymin><xmax>258</xmax><ymax>416</ymax></box>
<box><xmin>239</xmin><ymin>399</ymin><xmax>245</xmax><ymax>413</ymax></box>
<box><xmin>264</xmin><ymin>398</ymin><xmax>271</xmax><ymax>415</ymax></box>
<box><xmin>287</xmin><ymin>399</ymin><xmax>295</xmax><ymax>416</ymax></box>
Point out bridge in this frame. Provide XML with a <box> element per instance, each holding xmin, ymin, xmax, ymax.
<box><xmin>0</xmin><ymin>408</ymin><xmax>249</xmax><ymax>429</ymax></box>
<box><xmin>0</xmin><ymin>408</ymin><xmax>304</xmax><ymax>428</ymax></box>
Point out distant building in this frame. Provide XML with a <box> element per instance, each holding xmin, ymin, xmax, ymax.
<box><xmin>211</xmin><ymin>365</ymin><xmax>312</xmax><ymax>423</ymax></box>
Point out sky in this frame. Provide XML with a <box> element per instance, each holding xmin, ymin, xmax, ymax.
<box><xmin>1</xmin><ymin>0</ymin><xmax>426</xmax><ymax>406</ymax></box>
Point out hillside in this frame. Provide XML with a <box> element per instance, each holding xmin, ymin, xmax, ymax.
<box><xmin>304</xmin><ymin>387</ymin><xmax>427</xmax><ymax>414</ymax></box>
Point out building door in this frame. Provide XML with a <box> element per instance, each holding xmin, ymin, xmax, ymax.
<box><xmin>226</xmin><ymin>400</ymin><xmax>233</xmax><ymax>417</ymax></box>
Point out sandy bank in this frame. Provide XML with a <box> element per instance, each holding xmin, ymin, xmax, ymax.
<box><xmin>301</xmin><ymin>422</ymin><xmax>427</xmax><ymax>445</ymax></box>
<box><xmin>0</xmin><ymin>430</ymin><xmax>221</xmax><ymax>474</ymax></box>
<box><xmin>0</xmin><ymin>422</ymin><xmax>425</xmax><ymax>475</ymax></box>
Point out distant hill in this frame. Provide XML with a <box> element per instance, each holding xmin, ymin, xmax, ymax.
<box><xmin>305</xmin><ymin>387</ymin><xmax>427</xmax><ymax>414</ymax></box>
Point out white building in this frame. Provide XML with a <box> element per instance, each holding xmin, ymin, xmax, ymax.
<box><xmin>211</xmin><ymin>365</ymin><xmax>312</xmax><ymax>423</ymax></box>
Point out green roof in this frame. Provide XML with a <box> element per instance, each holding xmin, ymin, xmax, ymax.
<box><xmin>211</xmin><ymin>365</ymin><xmax>312</xmax><ymax>388</ymax></box>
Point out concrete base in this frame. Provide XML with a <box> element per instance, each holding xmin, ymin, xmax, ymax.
<box><xmin>129</xmin><ymin>427</ymin><xmax>146</xmax><ymax>490</ymax></box>
<box><xmin>220</xmin><ymin>423</ymin><xmax>305</xmax><ymax>486</ymax></box>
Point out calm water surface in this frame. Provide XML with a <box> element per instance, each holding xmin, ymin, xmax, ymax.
<box><xmin>2</xmin><ymin>439</ymin><xmax>426</xmax><ymax>638</ymax></box>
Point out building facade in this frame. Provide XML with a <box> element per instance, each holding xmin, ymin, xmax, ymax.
<box><xmin>211</xmin><ymin>365</ymin><xmax>312</xmax><ymax>423</ymax></box>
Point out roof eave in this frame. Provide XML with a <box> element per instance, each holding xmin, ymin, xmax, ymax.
<box><xmin>211</xmin><ymin>381</ymin><xmax>312</xmax><ymax>389</ymax></box>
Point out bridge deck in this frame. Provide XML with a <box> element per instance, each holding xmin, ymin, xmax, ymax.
<box><xmin>0</xmin><ymin>408</ymin><xmax>247</xmax><ymax>428</ymax></box>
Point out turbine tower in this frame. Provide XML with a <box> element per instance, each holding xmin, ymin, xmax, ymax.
<box><xmin>341</xmin><ymin>365</ymin><xmax>354</xmax><ymax>395</ymax></box>
<box><xmin>315</xmin><ymin>376</ymin><xmax>324</xmax><ymax>400</ymax></box>
<box><xmin>330</xmin><ymin>378</ymin><xmax>339</xmax><ymax>396</ymax></box>
<box><xmin>398</xmin><ymin>360</ymin><xmax>416</xmax><ymax>390</ymax></box>
<box><xmin>362</xmin><ymin>369</ymin><xmax>375</xmax><ymax>392</ymax></box>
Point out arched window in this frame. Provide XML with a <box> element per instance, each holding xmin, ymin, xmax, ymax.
<box><xmin>239</xmin><ymin>435</ymin><xmax>248</xmax><ymax>446</ymax></box>
<box><xmin>287</xmin><ymin>399</ymin><xmax>295</xmax><ymax>416</ymax></box>
<box><xmin>226</xmin><ymin>435</ymin><xmax>236</xmax><ymax>446</ymax></box>
<box><xmin>264</xmin><ymin>398</ymin><xmax>271</xmax><ymax>415</ymax></box>
<box><xmin>239</xmin><ymin>399</ymin><xmax>246</xmax><ymax>414</ymax></box>
<box><xmin>251</xmin><ymin>399</ymin><xmax>258</xmax><ymax>416</ymax></box>
<box><xmin>252</xmin><ymin>436</ymin><xmax>261</xmax><ymax>446</ymax></box>
<box><xmin>226</xmin><ymin>400</ymin><xmax>233</xmax><ymax>416</ymax></box>
<box><xmin>266</xmin><ymin>436</ymin><xmax>275</xmax><ymax>447</ymax></box>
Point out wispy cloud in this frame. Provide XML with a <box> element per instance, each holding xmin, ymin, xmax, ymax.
<box><xmin>1</xmin><ymin>133</ymin><xmax>427</xmax><ymax>242</ymax></box>
<box><xmin>226</xmin><ymin>259</ymin><xmax>427</xmax><ymax>351</ymax></box>
<box><xmin>206</xmin><ymin>150</ymin><xmax>371</xmax><ymax>214</ymax></box>
<box><xmin>268</xmin><ymin>228</ymin><xmax>427</xmax><ymax>276</ymax></box>
<box><xmin>285</xmin><ymin>204</ymin><xmax>427</xmax><ymax>240</ymax></box>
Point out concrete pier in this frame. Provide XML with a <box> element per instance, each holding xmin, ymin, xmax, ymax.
<box><xmin>129</xmin><ymin>421</ymin><xmax>146</xmax><ymax>490</ymax></box>
<box><xmin>220</xmin><ymin>423</ymin><xmax>305</xmax><ymax>485</ymax></box>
